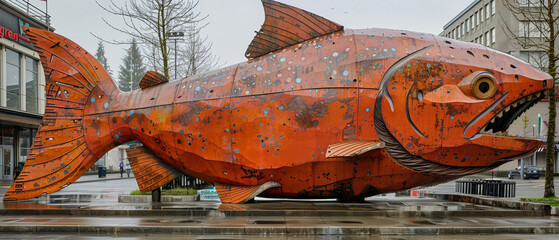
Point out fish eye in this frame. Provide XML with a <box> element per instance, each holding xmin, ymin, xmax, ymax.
<box><xmin>472</xmin><ymin>76</ymin><xmax>496</xmax><ymax>99</ymax></box>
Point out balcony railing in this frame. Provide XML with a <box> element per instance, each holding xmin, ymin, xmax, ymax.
<box><xmin>1</xmin><ymin>0</ymin><xmax>50</xmax><ymax>27</ymax></box>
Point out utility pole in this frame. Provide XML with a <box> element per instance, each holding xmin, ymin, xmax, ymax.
<box><xmin>166</xmin><ymin>31</ymin><xmax>184</xmax><ymax>79</ymax></box>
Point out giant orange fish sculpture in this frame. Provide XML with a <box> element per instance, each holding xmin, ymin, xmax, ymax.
<box><xmin>4</xmin><ymin>0</ymin><xmax>552</xmax><ymax>203</ymax></box>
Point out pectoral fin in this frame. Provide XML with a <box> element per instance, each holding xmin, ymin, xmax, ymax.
<box><xmin>326</xmin><ymin>140</ymin><xmax>385</xmax><ymax>158</ymax></box>
<box><xmin>215</xmin><ymin>181</ymin><xmax>281</xmax><ymax>203</ymax></box>
<box><xmin>126</xmin><ymin>146</ymin><xmax>180</xmax><ymax>192</ymax></box>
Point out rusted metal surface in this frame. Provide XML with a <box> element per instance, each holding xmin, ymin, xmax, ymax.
<box><xmin>126</xmin><ymin>146</ymin><xmax>181</xmax><ymax>192</ymax></box>
<box><xmin>4</xmin><ymin>0</ymin><xmax>552</xmax><ymax>203</ymax></box>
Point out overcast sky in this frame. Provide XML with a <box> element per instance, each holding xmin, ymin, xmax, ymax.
<box><xmin>38</xmin><ymin>0</ymin><xmax>473</xmax><ymax>76</ymax></box>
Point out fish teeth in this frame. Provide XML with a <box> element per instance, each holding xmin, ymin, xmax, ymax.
<box><xmin>504</xmin><ymin>106</ymin><xmax>511</xmax><ymax>112</ymax></box>
<box><xmin>489</xmin><ymin>118</ymin><xmax>495</xmax><ymax>124</ymax></box>
<box><xmin>527</xmin><ymin>95</ymin><xmax>533</xmax><ymax>101</ymax></box>
<box><xmin>512</xmin><ymin>102</ymin><xmax>518</xmax><ymax>107</ymax></box>
<box><xmin>497</xmin><ymin>112</ymin><xmax>503</xmax><ymax>118</ymax></box>
<box><xmin>535</xmin><ymin>92</ymin><xmax>542</xmax><ymax>97</ymax></box>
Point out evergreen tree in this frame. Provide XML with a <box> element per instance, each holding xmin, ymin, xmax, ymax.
<box><xmin>118</xmin><ymin>39</ymin><xmax>145</xmax><ymax>91</ymax></box>
<box><xmin>94</xmin><ymin>41</ymin><xmax>112</xmax><ymax>76</ymax></box>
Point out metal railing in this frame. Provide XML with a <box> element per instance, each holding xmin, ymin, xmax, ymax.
<box><xmin>163</xmin><ymin>174</ymin><xmax>210</xmax><ymax>190</ymax></box>
<box><xmin>455</xmin><ymin>179</ymin><xmax>516</xmax><ymax>198</ymax></box>
<box><xmin>1</xmin><ymin>0</ymin><xmax>50</xmax><ymax>27</ymax></box>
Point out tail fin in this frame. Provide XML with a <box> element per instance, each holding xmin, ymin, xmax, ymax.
<box><xmin>3</xmin><ymin>27</ymin><xmax>119</xmax><ymax>201</ymax></box>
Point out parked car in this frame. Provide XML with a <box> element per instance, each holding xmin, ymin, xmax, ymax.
<box><xmin>508</xmin><ymin>166</ymin><xmax>541</xmax><ymax>179</ymax></box>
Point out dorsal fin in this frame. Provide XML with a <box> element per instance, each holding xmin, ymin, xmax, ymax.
<box><xmin>139</xmin><ymin>71</ymin><xmax>168</xmax><ymax>89</ymax></box>
<box><xmin>245</xmin><ymin>0</ymin><xmax>344</xmax><ymax>59</ymax></box>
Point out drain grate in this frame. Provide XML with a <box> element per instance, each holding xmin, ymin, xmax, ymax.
<box><xmin>338</xmin><ymin>221</ymin><xmax>363</xmax><ymax>224</ymax></box>
<box><xmin>252</xmin><ymin>220</ymin><xmax>286</xmax><ymax>224</ymax></box>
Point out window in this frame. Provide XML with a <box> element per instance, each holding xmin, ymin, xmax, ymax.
<box><xmin>460</xmin><ymin>23</ymin><xmax>464</xmax><ymax>37</ymax></box>
<box><xmin>480</xmin><ymin>35</ymin><xmax>484</xmax><ymax>45</ymax></box>
<box><xmin>517</xmin><ymin>0</ymin><xmax>543</xmax><ymax>7</ymax></box>
<box><xmin>6</xmin><ymin>49</ymin><xmax>21</xmax><ymax>110</ymax></box>
<box><xmin>470</xmin><ymin>15</ymin><xmax>474</xmax><ymax>30</ymax></box>
<box><xmin>25</xmin><ymin>57</ymin><xmax>38</xmax><ymax>113</ymax></box>
<box><xmin>485</xmin><ymin>32</ymin><xmax>490</xmax><ymax>46</ymax></box>
<box><xmin>519</xmin><ymin>51</ymin><xmax>548</xmax><ymax>69</ymax></box>
<box><xmin>475</xmin><ymin>11</ymin><xmax>479</xmax><ymax>26</ymax></box>
<box><xmin>465</xmin><ymin>20</ymin><xmax>469</xmax><ymax>33</ymax></box>
<box><xmin>519</xmin><ymin>21</ymin><xmax>548</xmax><ymax>38</ymax></box>
<box><xmin>491</xmin><ymin>0</ymin><xmax>496</xmax><ymax>15</ymax></box>
<box><xmin>491</xmin><ymin>28</ymin><xmax>496</xmax><ymax>43</ymax></box>
<box><xmin>480</xmin><ymin>8</ymin><xmax>484</xmax><ymax>23</ymax></box>
<box><xmin>485</xmin><ymin>4</ymin><xmax>490</xmax><ymax>20</ymax></box>
<box><xmin>19</xmin><ymin>128</ymin><xmax>36</xmax><ymax>167</ymax></box>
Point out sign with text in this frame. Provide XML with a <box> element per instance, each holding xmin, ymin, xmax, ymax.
<box><xmin>0</xmin><ymin>26</ymin><xmax>30</xmax><ymax>43</ymax></box>
<box><xmin>198</xmin><ymin>187</ymin><xmax>220</xmax><ymax>201</ymax></box>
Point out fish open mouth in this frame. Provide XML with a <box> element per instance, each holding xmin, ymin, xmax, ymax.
<box><xmin>477</xmin><ymin>90</ymin><xmax>545</xmax><ymax>137</ymax></box>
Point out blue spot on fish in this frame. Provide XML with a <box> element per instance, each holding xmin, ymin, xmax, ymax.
<box><xmin>366</xmin><ymin>108</ymin><xmax>370</xmax><ymax>112</ymax></box>
<box><xmin>295</xmin><ymin>78</ymin><xmax>302</xmax><ymax>83</ymax></box>
<box><xmin>179</xmin><ymin>129</ymin><xmax>184</xmax><ymax>134</ymax></box>
<box><xmin>130</xmin><ymin>110</ymin><xmax>134</xmax><ymax>115</ymax></box>
<box><xmin>264</xmin><ymin>110</ymin><xmax>269</xmax><ymax>115</ymax></box>
<box><xmin>343</xmin><ymin>71</ymin><xmax>349</xmax><ymax>77</ymax></box>
<box><xmin>427</xmin><ymin>64</ymin><xmax>431</xmax><ymax>68</ymax></box>
<box><xmin>104</xmin><ymin>103</ymin><xmax>109</xmax><ymax>108</ymax></box>
<box><xmin>115</xmin><ymin>134</ymin><xmax>119</xmax><ymax>139</ymax></box>
<box><xmin>195</xmin><ymin>86</ymin><xmax>201</xmax><ymax>92</ymax></box>
<box><xmin>280</xmin><ymin>57</ymin><xmax>286</xmax><ymax>62</ymax></box>
<box><xmin>332</xmin><ymin>52</ymin><xmax>339</xmax><ymax>57</ymax></box>
<box><xmin>451</xmin><ymin>116</ymin><xmax>455</xmax><ymax>120</ymax></box>
<box><xmin>90</xmin><ymin>97</ymin><xmax>95</xmax><ymax>103</ymax></box>
<box><xmin>257</xmin><ymin>66</ymin><xmax>263</xmax><ymax>71</ymax></box>
<box><xmin>391</xmin><ymin>48</ymin><xmax>396</xmax><ymax>51</ymax></box>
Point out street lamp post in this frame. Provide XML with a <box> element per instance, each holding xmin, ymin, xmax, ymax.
<box><xmin>166</xmin><ymin>31</ymin><xmax>185</xmax><ymax>79</ymax></box>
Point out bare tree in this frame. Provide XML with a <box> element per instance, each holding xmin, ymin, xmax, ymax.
<box><xmin>178</xmin><ymin>23</ymin><xmax>220</xmax><ymax>77</ymax></box>
<box><xmin>503</xmin><ymin>0</ymin><xmax>559</xmax><ymax>197</ymax></box>
<box><xmin>96</xmin><ymin>0</ymin><xmax>216</xmax><ymax>79</ymax></box>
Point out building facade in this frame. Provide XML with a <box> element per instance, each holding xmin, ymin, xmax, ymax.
<box><xmin>0</xmin><ymin>0</ymin><xmax>50</xmax><ymax>182</ymax></box>
<box><xmin>441</xmin><ymin>0</ymin><xmax>559</xmax><ymax>173</ymax></box>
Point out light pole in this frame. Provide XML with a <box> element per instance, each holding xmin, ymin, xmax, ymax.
<box><xmin>166</xmin><ymin>31</ymin><xmax>184</xmax><ymax>79</ymax></box>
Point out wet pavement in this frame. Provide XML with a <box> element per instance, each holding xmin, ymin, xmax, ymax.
<box><xmin>1</xmin><ymin>173</ymin><xmax>559</xmax><ymax>238</ymax></box>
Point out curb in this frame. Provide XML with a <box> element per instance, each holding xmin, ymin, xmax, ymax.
<box><xmin>426</xmin><ymin>193</ymin><xmax>554</xmax><ymax>216</ymax></box>
<box><xmin>0</xmin><ymin>208</ymin><xmax>543</xmax><ymax>218</ymax></box>
<box><xmin>118</xmin><ymin>194</ymin><xmax>199</xmax><ymax>203</ymax></box>
<box><xmin>1</xmin><ymin>225</ymin><xmax>559</xmax><ymax>235</ymax></box>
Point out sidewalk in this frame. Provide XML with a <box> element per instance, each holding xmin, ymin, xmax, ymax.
<box><xmin>75</xmin><ymin>172</ymin><xmax>135</xmax><ymax>183</ymax></box>
<box><xmin>1</xmin><ymin>213</ymin><xmax>558</xmax><ymax>236</ymax></box>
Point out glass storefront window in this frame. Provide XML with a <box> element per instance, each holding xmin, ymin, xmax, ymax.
<box><xmin>26</xmin><ymin>57</ymin><xmax>38</xmax><ymax>113</ymax></box>
<box><xmin>6</xmin><ymin>49</ymin><xmax>21</xmax><ymax>110</ymax></box>
<box><xmin>19</xmin><ymin>128</ymin><xmax>35</xmax><ymax>167</ymax></box>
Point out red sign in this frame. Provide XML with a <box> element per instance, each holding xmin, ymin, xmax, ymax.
<box><xmin>0</xmin><ymin>27</ymin><xmax>30</xmax><ymax>43</ymax></box>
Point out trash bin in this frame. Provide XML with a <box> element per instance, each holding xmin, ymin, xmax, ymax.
<box><xmin>98</xmin><ymin>166</ymin><xmax>106</xmax><ymax>178</ymax></box>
